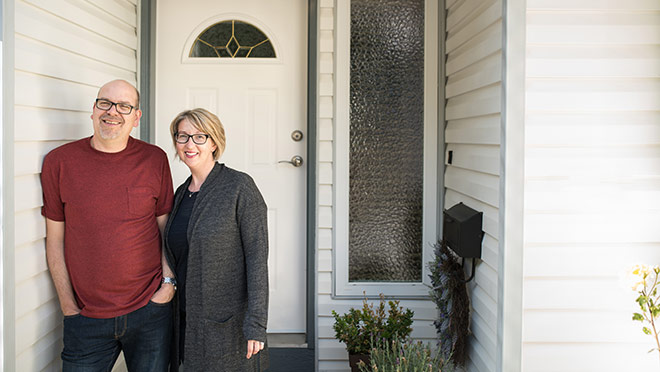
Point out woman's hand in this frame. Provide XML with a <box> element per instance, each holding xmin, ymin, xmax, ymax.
<box><xmin>246</xmin><ymin>340</ymin><xmax>265</xmax><ymax>359</ymax></box>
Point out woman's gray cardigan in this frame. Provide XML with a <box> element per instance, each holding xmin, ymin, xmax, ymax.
<box><xmin>164</xmin><ymin>163</ymin><xmax>269</xmax><ymax>371</ymax></box>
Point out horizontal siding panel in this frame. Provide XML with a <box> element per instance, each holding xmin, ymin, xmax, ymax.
<box><xmin>446</xmin><ymin>144</ymin><xmax>499</xmax><ymax>175</ymax></box>
<box><xmin>527</xmin><ymin>45</ymin><xmax>660</xmax><ymax>78</ymax></box>
<box><xmin>15</xmin><ymin>35</ymin><xmax>134</xmax><ymax>88</ymax></box>
<box><xmin>24</xmin><ymin>0</ymin><xmax>137</xmax><ymax>48</ymax></box>
<box><xmin>525</xmin><ymin>184</ymin><xmax>660</xmax><ymax>213</ymax></box>
<box><xmin>317</xmin><ymin>296</ymin><xmax>437</xmax><ymax>320</ymax></box>
<box><xmin>318</xmin><ymin>338</ymin><xmax>348</xmax><ymax>360</ymax></box>
<box><xmin>319</xmin><ymin>184</ymin><xmax>332</xmax><ymax>206</ymax></box>
<box><xmin>470</xmin><ymin>310</ymin><xmax>497</xmax><ymax>359</ymax></box>
<box><xmin>318</xmin><ymin>249</ymin><xmax>332</xmax><ymax>272</ymax></box>
<box><xmin>319</xmin><ymin>52</ymin><xmax>333</xmax><ymax>74</ymax></box>
<box><xmin>16</xmin><ymin>1</ymin><xmax>136</xmax><ymax>71</ymax></box>
<box><xmin>16</xmin><ymin>325</ymin><xmax>62</xmax><ymax>372</ymax></box>
<box><xmin>318</xmin><ymin>228</ymin><xmax>332</xmax><ymax>249</ymax></box>
<box><xmin>527</xmin><ymin>78</ymin><xmax>660</xmax><ymax>112</ymax></box>
<box><xmin>16</xmin><ymin>240</ymin><xmax>48</xmax><ymax>285</ymax></box>
<box><xmin>319</xmin><ymin>162</ymin><xmax>333</xmax><ymax>184</ymax></box>
<box><xmin>446</xmin><ymin>84</ymin><xmax>501</xmax><ymax>120</ymax></box>
<box><xmin>467</xmin><ymin>334</ymin><xmax>496</xmax><ymax>372</ymax></box>
<box><xmin>522</xmin><ymin>343</ymin><xmax>660</xmax><ymax>372</ymax></box>
<box><xmin>446</xmin><ymin>52</ymin><xmax>501</xmax><ymax>98</ymax></box>
<box><xmin>445</xmin><ymin>114</ymin><xmax>500</xmax><ymax>145</ymax></box>
<box><xmin>470</xmin><ymin>285</ymin><xmax>497</xmax><ymax>328</ymax></box>
<box><xmin>318</xmin><ymin>206</ymin><xmax>332</xmax><ymax>228</ymax></box>
<box><xmin>15</xmin><ymin>141</ymin><xmax>66</xmax><ymax>176</ymax></box>
<box><xmin>523</xmin><ymin>310</ymin><xmax>649</xmax><ymax>343</ymax></box>
<box><xmin>446</xmin><ymin>0</ymin><xmax>501</xmax><ymax>53</ymax></box>
<box><xmin>16</xmin><ymin>299</ymin><xmax>61</xmax><ymax>353</ymax></box>
<box><xmin>527</xmin><ymin>12</ymin><xmax>660</xmax><ymax>45</ymax></box>
<box><xmin>524</xmin><ymin>212</ymin><xmax>660</xmax><ymax>243</ymax></box>
<box><xmin>523</xmin><ymin>278</ymin><xmax>632</xmax><ymax>311</ymax></box>
<box><xmin>526</xmin><ymin>111</ymin><xmax>660</xmax><ymax>146</ymax></box>
<box><xmin>474</xmin><ymin>261</ymin><xmax>497</xmax><ymax>302</ymax></box>
<box><xmin>15</xmin><ymin>174</ymin><xmax>42</xmax><ymax>212</ymax></box>
<box><xmin>525</xmin><ymin>146</ymin><xmax>660</xmax><ymax>178</ymax></box>
<box><xmin>524</xmin><ymin>244</ymin><xmax>660</xmax><ymax>277</ymax></box>
<box><xmin>319</xmin><ymin>118</ymin><xmax>333</xmax><ymax>141</ymax></box>
<box><xmin>445</xmin><ymin>166</ymin><xmax>499</xmax><ymax>208</ymax></box>
<box><xmin>16</xmin><ymin>72</ymin><xmax>99</xmax><ymax>112</ymax></box>
<box><xmin>446</xmin><ymin>0</ymin><xmax>494</xmax><ymax>33</ymax></box>
<box><xmin>16</xmin><ymin>271</ymin><xmax>55</xmax><ymax>317</ymax></box>
<box><xmin>528</xmin><ymin>0</ymin><xmax>660</xmax><ymax>11</ymax></box>
<box><xmin>445</xmin><ymin>189</ymin><xmax>499</xmax><ymax>241</ymax></box>
<box><xmin>15</xmin><ymin>106</ymin><xmax>93</xmax><ymax>142</ymax></box>
<box><xmin>445</xmin><ymin>21</ymin><xmax>502</xmax><ymax>75</ymax></box>
<box><xmin>86</xmin><ymin>0</ymin><xmax>138</xmax><ymax>28</ymax></box>
<box><xmin>318</xmin><ymin>140</ymin><xmax>333</xmax><ymax>162</ymax></box>
<box><xmin>15</xmin><ymin>208</ymin><xmax>46</xmax><ymax>247</ymax></box>
<box><xmin>318</xmin><ymin>272</ymin><xmax>332</xmax><ymax>294</ymax></box>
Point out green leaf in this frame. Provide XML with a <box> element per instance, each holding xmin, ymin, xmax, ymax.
<box><xmin>632</xmin><ymin>313</ymin><xmax>645</xmax><ymax>321</ymax></box>
<box><xmin>643</xmin><ymin>327</ymin><xmax>652</xmax><ymax>335</ymax></box>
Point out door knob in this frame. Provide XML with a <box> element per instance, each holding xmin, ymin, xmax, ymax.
<box><xmin>278</xmin><ymin>155</ymin><xmax>304</xmax><ymax>167</ymax></box>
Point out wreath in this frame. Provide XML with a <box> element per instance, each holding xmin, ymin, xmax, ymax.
<box><xmin>428</xmin><ymin>240</ymin><xmax>470</xmax><ymax>366</ymax></box>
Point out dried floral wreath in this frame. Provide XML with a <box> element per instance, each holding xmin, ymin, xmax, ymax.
<box><xmin>428</xmin><ymin>240</ymin><xmax>471</xmax><ymax>366</ymax></box>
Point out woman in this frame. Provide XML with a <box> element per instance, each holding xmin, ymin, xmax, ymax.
<box><xmin>163</xmin><ymin>108</ymin><xmax>269</xmax><ymax>371</ymax></box>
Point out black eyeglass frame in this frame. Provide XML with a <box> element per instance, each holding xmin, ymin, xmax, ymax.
<box><xmin>174</xmin><ymin>132</ymin><xmax>211</xmax><ymax>145</ymax></box>
<box><xmin>94</xmin><ymin>98</ymin><xmax>137</xmax><ymax>115</ymax></box>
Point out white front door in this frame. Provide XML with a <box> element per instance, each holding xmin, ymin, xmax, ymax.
<box><xmin>155</xmin><ymin>0</ymin><xmax>307</xmax><ymax>335</ymax></box>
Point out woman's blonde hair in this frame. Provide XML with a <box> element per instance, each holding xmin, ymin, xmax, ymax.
<box><xmin>169</xmin><ymin>108</ymin><xmax>226</xmax><ymax>161</ymax></box>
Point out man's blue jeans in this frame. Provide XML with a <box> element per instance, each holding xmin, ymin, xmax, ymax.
<box><xmin>62</xmin><ymin>300</ymin><xmax>172</xmax><ymax>372</ymax></box>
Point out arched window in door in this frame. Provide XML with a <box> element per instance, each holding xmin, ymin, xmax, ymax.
<box><xmin>189</xmin><ymin>20</ymin><xmax>276</xmax><ymax>58</ymax></box>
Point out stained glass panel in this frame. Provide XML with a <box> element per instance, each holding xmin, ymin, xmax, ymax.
<box><xmin>349</xmin><ymin>0</ymin><xmax>425</xmax><ymax>282</ymax></box>
<box><xmin>190</xmin><ymin>20</ymin><xmax>276</xmax><ymax>58</ymax></box>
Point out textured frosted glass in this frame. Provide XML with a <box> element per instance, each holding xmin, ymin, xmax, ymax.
<box><xmin>349</xmin><ymin>0</ymin><xmax>424</xmax><ymax>282</ymax></box>
<box><xmin>190</xmin><ymin>20</ymin><xmax>275</xmax><ymax>58</ymax></box>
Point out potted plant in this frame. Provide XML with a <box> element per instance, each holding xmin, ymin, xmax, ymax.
<box><xmin>358</xmin><ymin>337</ymin><xmax>457</xmax><ymax>372</ymax></box>
<box><xmin>332</xmin><ymin>294</ymin><xmax>414</xmax><ymax>372</ymax></box>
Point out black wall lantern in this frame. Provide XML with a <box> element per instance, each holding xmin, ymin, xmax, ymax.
<box><xmin>443</xmin><ymin>202</ymin><xmax>485</xmax><ymax>282</ymax></box>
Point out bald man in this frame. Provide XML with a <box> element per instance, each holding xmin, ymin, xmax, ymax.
<box><xmin>41</xmin><ymin>80</ymin><xmax>175</xmax><ymax>371</ymax></box>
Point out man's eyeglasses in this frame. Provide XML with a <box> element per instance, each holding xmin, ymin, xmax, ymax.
<box><xmin>95</xmin><ymin>98</ymin><xmax>137</xmax><ymax>115</ymax></box>
<box><xmin>174</xmin><ymin>132</ymin><xmax>211</xmax><ymax>145</ymax></box>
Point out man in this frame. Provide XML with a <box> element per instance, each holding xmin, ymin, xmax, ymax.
<box><xmin>41</xmin><ymin>80</ymin><xmax>176</xmax><ymax>371</ymax></box>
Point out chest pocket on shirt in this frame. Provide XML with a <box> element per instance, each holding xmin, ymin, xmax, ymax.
<box><xmin>127</xmin><ymin>186</ymin><xmax>156</xmax><ymax>216</ymax></box>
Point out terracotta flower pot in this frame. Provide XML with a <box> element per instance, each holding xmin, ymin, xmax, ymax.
<box><xmin>348</xmin><ymin>353</ymin><xmax>370</xmax><ymax>372</ymax></box>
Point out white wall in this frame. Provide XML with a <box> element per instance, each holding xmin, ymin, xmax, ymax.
<box><xmin>522</xmin><ymin>0</ymin><xmax>660</xmax><ymax>371</ymax></box>
<box><xmin>10</xmin><ymin>0</ymin><xmax>138</xmax><ymax>370</ymax></box>
<box><xmin>317</xmin><ymin>1</ymin><xmax>438</xmax><ymax>371</ymax></box>
<box><xmin>443</xmin><ymin>0</ymin><xmax>503</xmax><ymax>371</ymax></box>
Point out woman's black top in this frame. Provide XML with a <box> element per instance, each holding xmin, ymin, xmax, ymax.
<box><xmin>167</xmin><ymin>190</ymin><xmax>197</xmax><ymax>360</ymax></box>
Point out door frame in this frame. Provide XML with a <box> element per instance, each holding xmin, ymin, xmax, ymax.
<box><xmin>139</xmin><ymin>0</ymin><xmax>318</xmax><ymax>349</ymax></box>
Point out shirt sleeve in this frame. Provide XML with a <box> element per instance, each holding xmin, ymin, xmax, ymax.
<box><xmin>40</xmin><ymin>152</ymin><xmax>65</xmax><ymax>221</ymax></box>
<box><xmin>155</xmin><ymin>151</ymin><xmax>174</xmax><ymax>217</ymax></box>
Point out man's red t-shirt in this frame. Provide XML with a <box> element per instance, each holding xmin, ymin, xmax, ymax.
<box><xmin>41</xmin><ymin>137</ymin><xmax>174</xmax><ymax>318</ymax></box>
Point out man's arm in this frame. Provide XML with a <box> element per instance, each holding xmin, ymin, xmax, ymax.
<box><xmin>45</xmin><ymin>218</ymin><xmax>81</xmax><ymax>316</ymax></box>
<box><xmin>150</xmin><ymin>214</ymin><xmax>176</xmax><ymax>303</ymax></box>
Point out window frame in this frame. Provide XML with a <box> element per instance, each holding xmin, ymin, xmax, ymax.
<box><xmin>333</xmin><ymin>0</ymin><xmax>439</xmax><ymax>298</ymax></box>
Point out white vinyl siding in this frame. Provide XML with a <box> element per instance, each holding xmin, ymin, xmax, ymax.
<box><xmin>522</xmin><ymin>1</ymin><xmax>660</xmax><ymax>371</ymax></box>
<box><xmin>317</xmin><ymin>0</ymin><xmax>438</xmax><ymax>370</ymax></box>
<box><xmin>443</xmin><ymin>0</ymin><xmax>503</xmax><ymax>371</ymax></box>
<box><xmin>11</xmin><ymin>0</ymin><xmax>139</xmax><ymax>370</ymax></box>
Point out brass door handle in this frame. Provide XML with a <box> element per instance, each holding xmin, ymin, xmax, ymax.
<box><xmin>278</xmin><ymin>155</ymin><xmax>303</xmax><ymax>167</ymax></box>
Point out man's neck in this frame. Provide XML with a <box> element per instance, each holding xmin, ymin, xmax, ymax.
<box><xmin>90</xmin><ymin>136</ymin><xmax>130</xmax><ymax>153</ymax></box>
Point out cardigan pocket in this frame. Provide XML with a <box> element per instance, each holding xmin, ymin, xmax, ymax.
<box><xmin>202</xmin><ymin>314</ymin><xmax>243</xmax><ymax>368</ymax></box>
